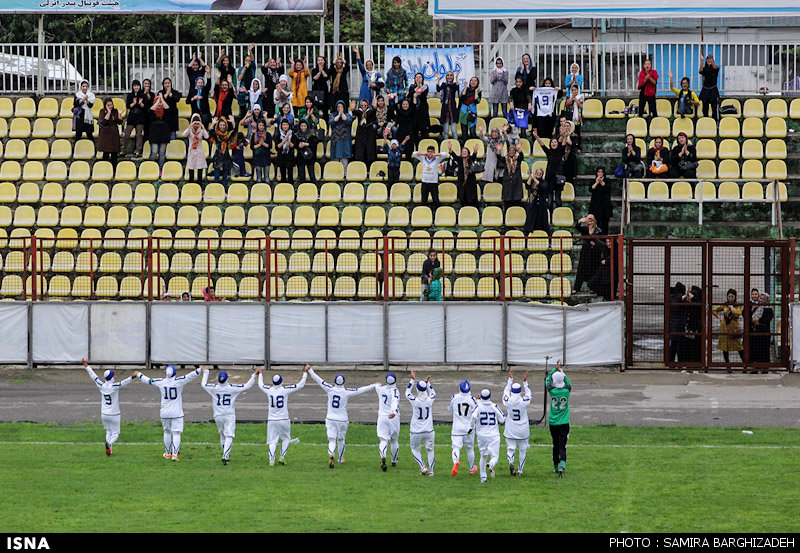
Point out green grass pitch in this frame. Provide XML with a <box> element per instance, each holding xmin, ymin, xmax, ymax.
<box><xmin>1</xmin><ymin>422</ymin><xmax>798</xmax><ymax>532</ymax></box>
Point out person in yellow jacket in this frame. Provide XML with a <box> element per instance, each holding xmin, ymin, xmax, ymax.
<box><xmin>668</xmin><ymin>70</ymin><xmax>701</xmax><ymax>118</ymax></box>
<box><xmin>288</xmin><ymin>57</ymin><xmax>311</xmax><ymax>116</ymax></box>
<box><xmin>713</xmin><ymin>288</ymin><xmax>744</xmax><ymax>371</ymax></box>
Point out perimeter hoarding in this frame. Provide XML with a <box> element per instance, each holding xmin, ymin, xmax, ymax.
<box><xmin>430</xmin><ymin>0</ymin><xmax>800</xmax><ymax>19</ymax></box>
<box><xmin>0</xmin><ymin>0</ymin><xmax>324</xmax><ymax>14</ymax></box>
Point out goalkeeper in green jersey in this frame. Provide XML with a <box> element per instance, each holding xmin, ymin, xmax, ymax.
<box><xmin>546</xmin><ymin>360</ymin><xmax>571</xmax><ymax>478</ymax></box>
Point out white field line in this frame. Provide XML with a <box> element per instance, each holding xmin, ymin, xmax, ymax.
<box><xmin>1</xmin><ymin>441</ymin><xmax>798</xmax><ymax>449</ymax></box>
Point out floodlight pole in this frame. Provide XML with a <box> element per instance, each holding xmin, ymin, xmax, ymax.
<box><xmin>364</xmin><ymin>0</ymin><xmax>371</xmax><ymax>55</ymax></box>
<box><xmin>333</xmin><ymin>0</ymin><xmax>340</xmax><ymax>49</ymax></box>
<box><xmin>37</xmin><ymin>14</ymin><xmax>44</xmax><ymax>96</ymax></box>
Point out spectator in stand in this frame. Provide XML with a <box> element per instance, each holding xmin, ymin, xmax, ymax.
<box><xmin>713</xmin><ymin>288</ymin><xmax>744</xmax><ymax>371</ymax></box>
<box><xmin>298</xmin><ymin>96</ymin><xmax>323</xmax><ymax>134</ymax></box>
<box><xmin>588</xmin><ymin>167</ymin><xmax>612</xmax><ymax>237</ymax></box>
<box><xmin>122</xmin><ymin>79</ymin><xmax>146</xmax><ymax>158</ymax></box>
<box><xmin>588</xmin><ymin>237</ymin><xmax>619</xmax><ymax>301</ymax></box>
<box><xmin>186</xmin><ymin>71</ymin><xmax>212</xmax><ymax>128</ymax></box>
<box><xmin>329</xmin><ymin>100</ymin><xmax>353</xmax><ymax>171</ymax></box>
<box><xmin>489</xmin><ymin>57</ymin><xmax>509</xmax><ymax>119</ymax></box>
<box><xmin>523</xmin><ymin>167</ymin><xmax>551</xmax><ymax>235</ymax></box>
<box><xmin>97</xmin><ymin>98</ymin><xmax>122</xmax><ymax>168</ymax></box>
<box><xmin>637</xmin><ymin>59</ymin><xmax>658</xmax><ymax>119</ymax></box>
<box><xmin>515</xmin><ymin>53</ymin><xmax>537</xmax><ymax>96</ymax></box>
<box><xmin>203</xmin><ymin>286</ymin><xmax>224</xmax><ymax>302</ymax></box>
<box><xmin>273</xmin><ymin>75</ymin><xmax>293</xmax><ymax>117</ymax></box>
<box><xmin>212</xmin><ymin>78</ymin><xmax>236</xmax><ymax>123</ymax></box>
<box><xmin>532</xmin><ymin>77</ymin><xmax>562</xmax><ymax>139</ymax></box>
<box><xmin>448</xmin><ymin>141</ymin><xmax>480</xmax><ymax>207</ymax></box>
<box><xmin>275</xmin><ymin>102</ymin><xmax>295</xmax><ymax>132</ymax></box>
<box><xmin>699</xmin><ymin>52</ymin><xmax>721</xmax><ymax>120</ymax></box>
<box><xmin>564</xmin><ymin>63</ymin><xmax>583</xmax><ymax>98</ymax></box>
<box><xmin>390</xmin><ymin>97</ymin><xmax>416</xmax><ymax>162</ymax></box>
<box><xmin>420</xmin><ymin>250</ymin><xmax>441</xmax><ymax>301</ymax></box>
<box><xmin>750</xmin><ymin>293</ymin><xmax>773</xmax><ymax>369</ymax></box>
<box><xmin>274</xmin><ymin>119</ymin><xmax>296</xmax><ymax>183</ymax></box>
<box><xmin>260</xmin><ymin>56</ymin><xmax>284</xmax><ymax>117</ymax></box>
<box><xmin>668</xmin><ymin>71</ymin><xmax>701</xmax><ymax>118</ymax></box>
<box><xmin>573</xmin><ymin>214</ymin><xmax>603</xmax><ymax>294</ymax></box>
<box><xmin>374</xmin><ymin>95</ymin><xmax>390</xmax><ymax>137</ymax></box>
<box><xmin>183</xmin><ymin>114</ymin><xmax>209</xmax><ymax>186</ymax></box>
<box><xmin>564</xmin><ymin>84</ymin><xmax>584</xmax><ymax>134</ymax></box>
<box><xmin>141</xmin><ymin>78</ymin><xmax>155</xmax><ymax>142</ymax></box>
<box><xmin>186</xmin><ymin>51</ymin><xmax>208</xmax><ymax>85</ymax></box>
<box><xmin>409</xmin><ymin>73</ymin><xmax>430</xmax><ymax>144</ymax></box>
<box><xmin>621</xmin><ymin>133</ymin><xmax>644</xmax><ymax>178</ymax></box>
<box><xmin>252</xmin><ymin>119</ymin><xmax>273</xmax><ymax>185</ymax></box>
<box><xmin>501</xmin><ymin>144</ymin><xmax>524</xmax><ymax>212</ymax></box>
<box><xmin>436</xmin><ymin>70</ymin><xmax>460</xmax><ymax>140</ymax></box>
<box><xmin>328</xmin><ymin>53</ymin><xmax>349</xmax><ymax>113</ymax></box>
<box><xmin>216</xmin><ymin>49</ymin><xmax>236</xmax><ymax>85</ymax></box>
<box><xmin>241</xmin><ymin>104</ymin><xmax>269</xmax><ymax>142</ymax></box>
<box><xmin>426</xmin><ymin>267</ymin><xmax>443</xmax><ymax>302</ymax></box>
<box><xmin>413</xmin><ymin>145</ymin><xmax>448</xmax><ymax>208</ymax></box>
<box><xmin>383</xmin><ymin>137</ymin><xmax>407</xmax><ymax>186</ymax></box>
<box><xmin>668</xmin><ymin>282</ymin><xmax>687</xmax><ymax>362</ymax></box>
<box><xmin>231</xmin><ymin>132</ymin><xmax>248</xmax><ymax>179</ymax></box>
<box><xmin>310</xmin><ymin>55</ymin><xmax>330</xmax><ymax>119</ymax></box>
<box><xmin>458</xmin><ymin>76</ymin><xmax>481</xmax><ymax>140</ymax></box>
<box><xmin>477</xmin><ymin>122</ymin><xmax>507</xmax><ymax>185</ymax></box>
<box><xmin>353</xmin><ymin>99</ymin><xmax>378</xmax><ymax>166</ymax></box>
<box><xmin>385</xmin><ymin>56</ymin><xmax>408</xmax><ymax>106</ymax></box>
<box><xmin>73</xmin><ymin>80</ymin><xmax>95</xmax><ymax>141</ymax></box>
<box><xmin>671</xmin><ymin>132</ymin><xmax>698</xmax><ymax>179</ymax></box>
<box><xmin>646</xmin><ymin>136</ymin><xmax>670</xmax><ymax>178</ymax></box>
<box><xmin>159</xmin><ymin>77</ymin><xmax>181</xmax><ymax>140</ymax></box>
<box><xmin>245</xmin><ymin>78</ymin><xmax>267</xmax><ymax>115</ymax></box>
<box><xmin>208</xmin><ymin>116</ymin><xmax>237</xmax><ymax>189</ymax></box>
<box><xmin>148</xmin><ymin>94</ymin><xmax>171</xmax><ymax>172</ymax></box>
<box><xmin>532</xmin><ymin>128</ymin><xmax>563</xmax><ymax>212</ymax></box>
<box><xmin>354</xmin><ymin>47</ymin><xmax>383</xmax><ymax>104</ymax></box>
<box><xmin>288</xmin><ymin>56</ymin><xmax>310</xmax><ymax>116</ymax></box>
<box><xmin>295</xmin><ymin>119</ymin><xmax>318</xmax><ymax>185</ymax></box>
<box><xmin>558</xmin><ymin>120</ymin><xmax>579</xmax><ymax>202</ymax></box>
<box><xmin>508</xmin><ymin>75</ymin><xmax>532</xmax><ymax>139</ymax></box>
<box><xmin>236</xmin><ymin>43</ymin><xmax>258</xmax><ymax>113</ymax></box>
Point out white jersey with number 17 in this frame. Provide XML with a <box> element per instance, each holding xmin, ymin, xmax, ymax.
<box><xmin>448</xmin><ymin>392</ymin><xmax>478</xmax><ymax>436</ymax></box>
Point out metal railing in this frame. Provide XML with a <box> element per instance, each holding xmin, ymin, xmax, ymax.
<box><xmin>2</xmin><ymin>40</ymin><xmax>800</xmax><ymax>96</ymax></box>
<box><xmin>5</xmin><ymin>234</ymin><xmax>624</xmax><ymax>303</ymax></box>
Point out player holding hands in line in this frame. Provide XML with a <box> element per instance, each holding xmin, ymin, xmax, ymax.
<box><xmin>82</xmin><ymin>357</ymin><xmax>134</xmax><ymax>456</ymax></box>
<box><xmin>502</xmin><ymin>370</ymin><xmax>532</xmax><ymax>476</ymax></box>
<box><xmin>134</xmin><ymin>364</ymin><xmax>202</xmax><ymax>461</ymax></box>
<box><xmin>448</xmin><ymin>380</ymin><xmax>478</xmax><ymax>476</ymax></box>
<box><xmin>469</xmin><ymin>388</ymin><xmax>506</xmax><ymax>483</ymax></box>
<box><xmin>375</xmin><ymin>373</ymin><xmax>401</xmax><ymax>471</ymax></box>
<box><xmin>200</xmin><ymin>366</ymin><xmax>259</xmax><ymax>465</ymax></box>
<box><xmin>307</xmin><ymin>366</ymin><xmax>378</xmax><ymax>468</ymax></box>
<box><xmin>258</xmin><ymin>366</ymin><xmax>308</xmax><ymax>466</ymax></box>
<box><xmin>406</xmin><ymin>370</ymin><xmax>436</xmax><ymax>476</ymax></box>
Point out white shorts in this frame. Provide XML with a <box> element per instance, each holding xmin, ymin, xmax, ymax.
<box><xmin>325</xmin><ymin>419</ymin><xmax>349</xmax><ymax>441</ymax></box>
<box><xmin>377</xmin><ymin>415</ymin><xmax>400</xmax><ymax>441</ymax></box>
<box><xmin>451</xmin><ymin>432</ymin><xmax>475</xmax><ymax>450</ymax></box>
<box><xmin>267</xmin><ymin>419</ymin><xmax>291</xmax><ymax>444</ymax></box>
<box><xmin>215</xmin><ymin>415</ymin><xmax>236</xmax><ymax>438</ymax></box>
<box><xmin>161</xmin><ymin>417</ymin><xmax>184</xmax><ymax>433</ymax></box>
<box><xmin>505</xmin><ymin>437</ymin><xmax>529</xmax><ymax>450</ymax></box>
<box><xmin>410</xmin><ymin>431</ymin><xmax>435</xmax><ymax>450</ymax></box>
<box><xmin>477</xmin><ymin>434</ymin><xmax>501</xmax><ymax>457</ymax></box>
<box><xmin>101</xmin><ymin>414</ymin><xmax>121</xmax><ymax>435</ymax></box>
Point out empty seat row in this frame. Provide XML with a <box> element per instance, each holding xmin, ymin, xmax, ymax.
<box><xmin>628</xmin><ymin>180</ymin><xmax>787</xmax><ymax>202</ymax></box>
<box><xmin>626</xmin><ymin>116</ymin><xmax>787</xmax><ymax>139</ymax></box>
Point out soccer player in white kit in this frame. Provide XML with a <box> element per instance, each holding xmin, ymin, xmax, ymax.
<box><xmin>135</xmin><ymin>365</ymin><xmax>201</xmax><ymax>461</ymax></box>
<box><xmin>258</xmin><ymin>365</ymin><xmax>308</xmax><ymax>466</ymax></box>
<box><xmin>82</xmin><ymin>358</ymin><xmax>134</xmax><ymax>456</ymax></box>
<box><xmin>406</xmin><ymin>370</ymin><xmax>436</xmax><ymax>476</ymax></box>
<box><xmin>469</xmin><ymin>388</ymin><xmax>506</xmax><ymax>483</ymax></box>
<box><xmin>307</xmin><ymin>367</ymin><xmax>377</xmax><ymax>468</ymax></box>
<box><xmin>502</xmin><ymin>370</ymin><xmax>532</xmax><ymax>476</ymax></box>
<box><xmin>200</xmin><ymin>366</ymin><xmax>258</xmax><ymax>465</ymax></box>
<box><xmin>448</xmin><ymin>380</ymin><xmax>478</xmax><ymax>476</ymax></box>
<box><xmin>375</xmin><ymin>372</ymin><xmax>401</xmax><ymax>471</ymax></box>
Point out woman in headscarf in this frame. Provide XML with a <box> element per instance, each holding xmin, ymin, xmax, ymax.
<box><xmin>713</xmin><ymin>288</ymin><xmax>744</xmax><ymax>371</ymax></box>
<box><xmin>310</xmin><ymin>54</ymin><xmax>329</xmax><ymax>121</ymax></box>
<box><xmin>148</xmin><ymin>94</ymin><xmax>171</xmax><ymax>171</ymax></box>
<box><xmin>236</xmin><ymin>44</ymin><xmax>258</xmax><ymax>113</ymax></box>
<box><xmin>354</xmin><ymin>46</ymin><xmax>383</xmax><ymax>104</ymax></box>
<box><xmin>186</xmin><ymin>73</ymin><xmax>212</xmax><ymax>127</ymax></box>
<box><xmin>73</xmin><ymin>80</ymin><xmax>95</xmax><ymax>140</ymax></box>
<box><xmin>390</xmin><ymin>97</ymin><xmax>415</xmax><ymax>163</ymax></box>
<box><xmin>436</xmin><ymin>70</ymin><xmax>460</xmax><ymax>141</ymax></box>
<box><xmin>329</xmin><ymin>100</ymin><xmax>353</xmax><ymax>170</ymax></box>
<box><xmin>97</xmin><ymin>97</ymin><xmax>122</xmax><ymax>168</ymax></box>
<box><xmin>501</xmin><ymin>143</ymin><xmax>524</xmax><ymax>212</ymax></box>
<box><xmin>158</xmin><ymin>77</ymin><xmax>181</xmax><ymax>140</ymax></box>
<box><xmin>458</xmin><ymin>76</ymin><xmax>481</xmax><ymax>140</ymax></box>
<box><xmin>295</xmin><ymin>119</ymin><xmax>318</xmax><ymax>185</ymax></box>
<box><xmin>564</xmin><ymin>63</ymin><xmax>583</xmax><ymax>98</ymax></box>
<box><xmin>327</xmin><ymin>54</ymin><xmax>350</xmax><ymax>113</ymax></box>
<box><xmin>251</xmin><ymin>118</ymin><xmax>272</xmax><ymax>185</ymax></box>
<box><xmin>288</xmin><ymin>57</ymin><xmax>310</xmax><ymax>116</ymax></box>
<box><xmin>523</xmin><ymin>167</ymin><xmax>551</xmax><ymax>235</ymax></box>
<box><xmin>477</xmin><ymin>122</ymin><xmax>507</xmax><ymax>185</ymax></box>
<box><xmin>352</xmin><ymin>99</ymin><xmax>377</xmax><ymax>165</ymax></box>
<box><xmin>141</xmin><ymin>78</ymin><xmax>155</xmax><ymax>142</ymax></box>
<box><xmin>260</xmin><ymin>56</ymin><xmax>284</xmax><ymax>117</ymax></box>
<box><xmin>122</xmin><ymin>79</ymin><xmax>146</xmax><ymax>158</ymax></box>
<box><xmin>489</xmin><ymin>57</ymin><xmax>509</xmax><ymax>118</ymax></box>
<box><xmin>208</xmin><ymin>116</ymin><xmax>237</xmax><ymax>189</ymax></box>
<box><xmin>750</xmin><ymin>292</ymin><xmax>774</xmax><ymax>369</ymax></box>
<box><xmin>447</xmin><ymin>141</ymin><xmax>480</xmax><ymax>207</ymax></box>
<box><xmin>298</xmin><ymin>96</ymin><xmax>322</xmax><ymax>133</ymax></box>
<box><xmin>183</xmin><ymin>114</ymin><xmax>209</xmax><ymax>186</ymax></box>
<box><xmin>274</xmin><ymin>118</ymin><xmax>296</xmax><ymax>183</ymax></box>
<box><xmin>241</xmin><ymin>103</ymin><xmax>268</xmax><ymax>142</ymax></box>
<box><xmin>373</xmin><ymin>95</ymin><xmax>390</xmax><ymax>138</ymax></box>
<box><xmin>515</xmin><ymin>53</ymin><xmax>537</xmax><ymax>95</ymax></box>
<box><xmin>212</xmin><ymin>78</ymin><xmax>235</xmax><ymax>122</ymax></box>
<box><xmin>573</xmin><ymin>214</ymin><xmax>603</xmax><ymax>294</ymax></box>
<box><xmin>247</xmin><ymin>78</ymin><xmax>266</xmax><ymax>113</ymax></box>
<box><xmin>408</xmin><ymin>72</ymin><xmax>430</xmax><ymax>145</ymax></box>
<box><xmin>588</xmin><ymin>167</ymin><xmax>612</xmax><ymax>236</ymax></box>
<box><xmin>385</xmin><ymin>55</ymin><xmax>408</xmax><ymax>106</ymax></box>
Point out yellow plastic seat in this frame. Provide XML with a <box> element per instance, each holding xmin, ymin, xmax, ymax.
<box><xmin>765</xmin><ymin>160</ymin><xmax>787</xmax><ymax>180</ymax></box>
<box><xmin>742</xmin><ymin>99</ymin><xmax>765</xmax><ymax>118</ymax></box>
<box><xmin>319</xmin><ymin>182</ymin><xmax>342</xmax><ymax>203</ymax></box>
<box><xmin>765</xmin><ymin>181</ymin><xmax>787</xmax><ymax>202</ymax></box>
<box><xmin>696</xmin><ymin>160</ymin><xmax>716</xmax><ymax>179</ymax></box>
<box><xmin>364</xmin><ymin>205</ymin><xmax>387</xmax><ymax>227</ymax></box>
<box><xmin>739</xmin><ymin>139</ymin><xmax>762</xmax><ymax>160</ymax></box>
<box><xmin>765</xmin><ymin>139</ymin><xmax>787</xmax><ymax>160</ymax></box>
<box><xmin>649</xmin><ymin>117</ymin><xmax>670</xmax><ymax>138</ymax></box>
<box><xmin>741</xmin><ymin>160</ymin><xmax>764</xmax><ymax>180</ymax></box>
<box><xmin>342</xmin><ymin>182</ymin><xmax>365</xmax><ymax>203</ymax></box>
<box><xmin>604</xmin><ymin>99</ymin><xmax>627</xmax><ymax>118</ymax></box>
<box><xmin>790</xmin><ymin>99</ymin><xmax>800</xmax><ymax>119</ymax></box>
<box><xmin>0</xmin><ymin>161</ymin><xmax>21</xmax><ymax>181</ymax></box>
<box><xmin>323</xmin><ymin>161</ymin><xmax>345</xmax><ymax>181</ymax></box>
<box><xmin>647</xmin><ymin>181</ymin><xmax>669</xmax><ymax>200</ymax></box>
<box><xmin>549</xmin><ymin>253</ymin><xmax>573</xmax><ymax>274</ymax></box>
<box><xmin>626</xmin><ymin>117</ymin><xmax>647</xmax><ymax>138</ymax></box>
<box><xmin>582</xmin><ymin>98</ymin><xmax>603</xmax><ymax>119</ymax></box>
<box><xmin>366</xmin><ymin>182</ymin><xmax>388</xmax><ymax>203</ymax></box>
<box><xmin>741</xmin><ymin>181</ymin><xmax>764</xmax><ymax>200</ymax></box>
<box><xmin>717</xmin><ymin>160</ymin><xmax>740</xmax><ymax>180</ymax></box>
<box><xmin>741</xmin><ymin>117</ymin><xmax>763</xmax><ymax>138</ymax></box>
<box><xmin>694</xmin><ymin>117</ymin><xmax>717</xmax><ymax>138</ymax></box>
<box><xmin>54</xmin><ymin>118</ymin><xmax>73</xmax><ymax>138</ymax></box>
<box><xmin>718</xmin><ymin>118</ymin><xmax>740</xmax><ymax>138</ymax></box>
<box><xmin>316</xmin><ymin>205</ymin><xmax>340</xmax><ymax>227</ymax></box>
<box><xmin>411</xmin><ymin>206</ymin><xmax>433</xmax><ymax>227</ymax></box>
<box><xmin>36</xmin><ymin>97</ymin><xmax>59</xmax><ymax>119</ymax></box>
<box><xmin>627</xmin><ymin>181</ymin><xmax>645</xmax><ymax>201</ymax></box>
<box><xmin>450</xmin><ymin>277</ymin><xmax>474</xmax><ymax>299</ymax></box>
<box><xmin>31</xmin><ymin>119</ymin><xmax>54</xmax><ymax>139</ymax></box>
<box><xmin>87</xmin><ymin>182</ymin><xmax>110</xmax><ymax>203</ymax></box>
<box><xmin>341</xmin><ymin>206</ymin><xmax>363</xmax><ymax>227</ymax></box>
<box><xmin>16</xmin><ymin>182</ymin><xmax>39</xmax><ymax>203</ymax></box>
<box><xmin>766</xmin><ymin>98</ymin><xmax>788</xmax><ymax>118</ymax></box>
<box><xmin>109</xmin><ymin>183</ymin><xmax>133</xmax><ymax>204</ymax></box>
<box><xmin>83</xmin><ymin>206</ymin><xmax>107</xmax><ymax>228</ymax></box>
<box><xmin>296</xmin><ymin>182</ymin><xmax>319</xmax><ymax>203</ymax></box>
<box><xmin>0</xmin><ymin>98</ymin><xmax>13</xmax><ymax>118</ymax></box>
<box><xmin>717</xmin><ymin>182</ymin><xmax>740</xmax><ymax>200</ymax></box>
<box><xmin>549</xmin><ymin>277</ymin><xmax>572</xmax><ymax>299</ymax></box>
<box><xmin>765</xmin><ymin>117</ymin><xmax>787</xmax><ymax>139</ymax></box>
<box><xmin>695</xmin><ymin>138</ymin><xmax>716</xmax><ymax>160</ymax></box>
<box><xmin>505</xmin><ymin>206</ymin><xmax>526</xmax><ymax>227</ymax></box>
<box><xmin>434</xmin><ymin>206</ymin><xmax>457</xmax><ymax>227</ymax></box>
<box><xmin>8</xmin><ymin>118</ymin><xmax>31</xmax><ymax>139</ymax></box>
<box><xmin>292</xmin><ymin>205</ymin><xmax>317</xmax><ymax>227</ymax></box>
<box><xmin>671</xmin><ymin>117</ymin><xmax>694</xmax><ymax>138</ymax></box>
<box><xmin>345</xmin><ymin>161</ymin><xmax>368</xmax><ymax>181</ymax></box>
<box><xmin>481</xmin><ymin>206</ymin><xmax>503</xmax><ymax>227</ymax></box>
<box><xmin>91</xmin><ymin>161</ymin><xmax>114</xmax><ymax>181</ymax></box>
<box><xmin>671</xmin><ymin>181</ymin><xmax>693</xmax><ymax>200</ymax></box>
<box><xmin>285</xmin><ymin>276</ymin><xmax>309</xmax><ymax>299</ymax></box>
<box><xmin>551</xmin><ymin>207</ymin><xmax>574</xmax><ymax>227</ymax></box>
<box><xmin>525</xmin><ymin>276</ymin><xmax>548</xmax><ymax>299</ymax></box>
<box><xmin>45</xmin><ymin>161</ymin><xmax>68</xmax><ymax>182</ymax></box>
<box><xmin>137</xmin><ymin>161</ymin><xmax>161</xmax><ymax>182</ymax></box>
<box><xmin>30</xmin><ymin>140</ymin><xmax>51</xmax><ymax>160</ymax></box>
<box><xmin>130</xmin><ymin>206</ymin><xmax>153</xmax><ymax>227</ymax></box>
<box><xmin>160</xmin><ymin>161</ymin><xmax>184</xmax><ymax>182</ymax></box>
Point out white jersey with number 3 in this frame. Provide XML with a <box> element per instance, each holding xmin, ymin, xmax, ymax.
<box><xmin>502</xmin><ymin>378</ymin><xmax>532</xmax><ymax>440</ymax></box>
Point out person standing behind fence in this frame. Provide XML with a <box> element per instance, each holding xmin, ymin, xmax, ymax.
<box><xmin>73</xmin><ymin>80</ymin><xmax>95</xmax><ymax>141</ymax></box>
<box><xmin>426</xmin><ymin>267</ymin><xmax>443</xmax><ymax>301</ymax></box>
<box><xmin>261</xmin><ymin>56</ymin><xmax>284</xmax><ymax>117</ymax></box>
<box><xmin>678</xmin><ymin>285</ymin><xmax>703</xmax><ymax>363</ymax></box>
<box><xmin>420</xmin><ymin>250</ymin><xmax>440</xmax><ymax>301</ymax></box>
<box><xmin>288</xmin><ymin>57</ymin><xmax>310</xmax><ymax>117</ymax></box>
<box><xmin>183</xmin><ymin>114</ymin><xmax>209</xmax><ymax>186</ymax></box>
<box><xmin>122</xmin><ymin>80</ymin><xmax>146</xmax><ymax>158</ymax></box>
<box><xmin>637</xmin><ymin>59</ymin><xmax>658</xmax><ymax>119</ymax></box>
<box><xmin>97</xmin><ymin>98</ymin><xmax>122</xmax><ymax>168</ymax></box>
<box><xmin>437</xmin><ymin>70</ymin><xmax>460</xmax><ymax>141</ymax></box>
<box><xmin>573</xmin><ymin>214</ymin><xmax>603</xmax><ymax>294</ymax></box>
<box><xmin>159</xmin><ymin>78</ymin><xmax>181</xmax><ymax>140</ymax></box>
<box><xmin>750</xmin><ymin>293</ymin><xmax>774</xmax><ymax>371</ymax></box>
<box><xmin>385</xmin><ymin>56</ymin><xmax>408</xmax><ymax>106</ymax></box>
<box><xmin>588</xmin><ymin>167</ymin><xmax>612</xmax><ymax>237</ymax></box>
<box><xmin>489</xmin><ymin>57</ymin><xmax>509</xmax><ymax>119</ymax></box>
<box><xmin>564</xmin><ymin>63</ymin><xmax>583</xmax><ymax>98</ymax></box>
<box><xmin>699</xmin><ymin>53</ymin><xmax>721</xmax><ymax>120</ymax></box>
<box><xmin>713</xmin><ymin>288</ymin><xmax>744</xmax><ymax>371</ymax></box>
<box><xmin>668</xmin><ymin>282</ymin><xmax>687</xmax><ymax>363</ymax></box>
<box><xmin>148</xmin><ymin>95</ymin><xmax>171</xmax><ymax>173</ymax></box>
